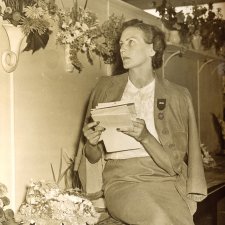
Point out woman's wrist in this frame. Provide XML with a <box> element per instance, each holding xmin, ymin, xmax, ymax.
<box><xmin>85</xmin><ymin>141</ymin><xmax>102</xmax><ymax>163</ymax></box>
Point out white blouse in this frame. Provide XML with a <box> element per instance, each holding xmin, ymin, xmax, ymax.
<box><xmin>105</xmin><ymin>78</ymin><xmax>159</xmax><ymax>160</ymax></box>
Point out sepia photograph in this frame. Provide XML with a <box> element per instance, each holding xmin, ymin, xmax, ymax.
<box><xmin>0</xmin><ymin>0</ymin><xmax>225</xmax><ymax>224</ymax></box>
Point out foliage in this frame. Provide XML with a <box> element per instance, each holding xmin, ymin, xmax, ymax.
<box><xmin>156</xmin><ymin>0</ymin><xmax>185</xmax><ymax>31</ymax></box>
<box><xmin>50</xmin><ymin>149</ymin><xmax>81</xmax><ymax>189</ymax></box>
<box><xmin>0</xmin><ymin>0</ymin><xmax>58</xmax><ymax>53</ymax></box>
<box><xmin>211</xmin><ymin>113</ymin><xmax>225</xmax><ymax>154</ymax></box>
<box><xmin>0</xmin><ymin>182</ymin><xmax>19</xmax><ymax>225</ymax></box>
<box><xmin>16</xmin><ymin>180</ymin><xmax>100</xmax><ymax>225</ymax></box>
<box><xmin>95</xmin><ymin>14</ymin><xmax>125</xmax><ymax>65</ymax></box>
<box><xmin>198</xmin><ymin>3</ymin><xmax>225</xmax><ymax>53</ymax></box>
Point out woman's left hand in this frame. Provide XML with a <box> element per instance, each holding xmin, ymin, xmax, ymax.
<box><xmin>117</xmin><ymin>118</ymin><xmax>150</xmax><ymax>142</ymax></box>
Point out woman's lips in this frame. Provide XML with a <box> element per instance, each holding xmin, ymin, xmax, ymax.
<box><xmin>122</xmin><ymin>57</ymin><xmax>130</xmax><ymax>61</ymax></box>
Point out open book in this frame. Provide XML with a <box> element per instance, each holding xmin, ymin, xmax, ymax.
<box><xmin>91</xmin><ymin>101</ymin><xmax>142</xmax><ymax>152</ymax></box>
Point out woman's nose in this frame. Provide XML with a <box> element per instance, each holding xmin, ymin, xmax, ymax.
<box><xmin>120</xmin><ymin>45</ymin><xmax>126</xmax><ymax>55</ymax></box>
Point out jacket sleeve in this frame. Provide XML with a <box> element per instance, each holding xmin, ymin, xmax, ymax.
<box><xmin>185</xmin><ymin>89</ymin><xmax>207</xmax><ymax>202</ymax></box>
<box><xmin>74</xmin><ymin>78</ymin><xmax>106</xmax><ymax>194</ymax></box>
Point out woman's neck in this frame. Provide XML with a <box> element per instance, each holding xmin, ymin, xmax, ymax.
<box><xmin>128</xmin><ymin>66</ymin><xmax>155</xmax><ymax>89</ymax></box>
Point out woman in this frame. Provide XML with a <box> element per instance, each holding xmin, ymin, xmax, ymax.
<box><xmin>80</xmin><ymin>19</ymin><xmax>207</xmax><ymax>225</ymax></box>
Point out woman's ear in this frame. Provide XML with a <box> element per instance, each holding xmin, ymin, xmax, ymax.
<box><xmin>148</xmin><ymin>44</ymin><xmax>155</xmax><ymax>57</ymax></box>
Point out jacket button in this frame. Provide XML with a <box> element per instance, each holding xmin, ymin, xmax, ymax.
<box><xmin>162</xmin><ymin>128</ymin><xmax>169</xmax><ymax>135</ymax></box>
<box><xmin>158</xmin><ymin>112</ymin><xmax>164</xmax><ymax>120</ymax></box>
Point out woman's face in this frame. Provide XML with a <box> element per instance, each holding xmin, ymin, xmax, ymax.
<box><xmin>119</xmin><ymin>27</ymin><xmax>154</xmax><ymax>70</ymax></box>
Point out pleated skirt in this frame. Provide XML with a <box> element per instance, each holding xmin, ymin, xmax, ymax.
<box><xmin>102</xmin><ymin>157</ymin><xmax>195</xmax><ymax>225</ymax></box>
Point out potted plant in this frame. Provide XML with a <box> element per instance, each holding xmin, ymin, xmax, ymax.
<box><xmin>183</xmin><ymin>3</ymin><xmax>225</xmax><ymax>52</ymax></box>
<box><xmin>156</xmin><ymin>0</ymin><xmax>186</xmax><ymax>44</ymax></box>
<box><xmin>56</xmin><ymin>0</ymin><xmax>102</xmax><ymax>72</ymax></box>
<box><xmin>156</xmin><ymin>0</ymin><xmax>225</xmax><ymax>55</ymax></box>
<box><xmin>199</xmin><ymin>3</ymin><xmax>225</xmax><ymax>55</ymax></box>
<box><xmin>0</xmin><ymin>0</ymin><xmax>58</xmax><ymax>53</ymax></box>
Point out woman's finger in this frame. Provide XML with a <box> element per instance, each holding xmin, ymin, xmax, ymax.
<box><xmin>83</xmin><ymin>121</ymin><xmax>100</xmax><ymax>132</ymax></box>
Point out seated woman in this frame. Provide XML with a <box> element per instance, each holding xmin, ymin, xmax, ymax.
<box><xmin>77</xmin><ymin>19</ymin><xmax>207</xmax><ymax>225</ymax></box>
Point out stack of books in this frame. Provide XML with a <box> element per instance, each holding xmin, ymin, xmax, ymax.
<box><xmin>91</xmin><ymin>101</ymin><xmax>142</xmax><ymax>152</ymax></box>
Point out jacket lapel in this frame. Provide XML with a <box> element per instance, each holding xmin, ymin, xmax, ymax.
<box><xmin>104</xmin><ymin>73</ymin><xmax>128</xmax><ymax>102</ymax></box>
<box><xmin>154</xmin><ymin>76</ymin><xmax>170</xmax><ymax>134</ymax></box>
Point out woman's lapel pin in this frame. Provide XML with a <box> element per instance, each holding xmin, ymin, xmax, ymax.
<box><xmin>157</xmin><ymin>99</ymin><xmax>166</xmax><ymax>110</ymax></box>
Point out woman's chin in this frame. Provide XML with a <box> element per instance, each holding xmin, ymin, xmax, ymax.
<box><xmin>122</xmin><ymin>63</ymin><xmax>130</xmax><ymax>69</ymax></box>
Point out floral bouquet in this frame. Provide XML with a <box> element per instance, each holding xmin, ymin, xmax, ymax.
<box><xmin>0</xmin><ymin>0</ymin><xmax>58</xmax><ymax>53</ymax></box>
<box><xmin>16</xmin><ymin>180</ymin><xmax>100</xmax><ymax>225</ymax></box>
<box><xmin>56</xmin><ymin>0</ymin><xmax>101</xmax><ymax>72</ymax></box>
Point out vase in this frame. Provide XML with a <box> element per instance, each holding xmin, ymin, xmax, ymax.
<box><xmin>191</xmin><ymin>34</ymin><xmax>202</xmax><ymax>50</ymax></box>
<box><xmin>1</xmin><ymin>23</ymin><xmax>25</xmax><ymax>73</ymax></box>
<box><xmin>168</xmin><ymin>30</ymin><xmax>181</xmax><ymax>44</ymax></box>
<box><xmin>64</xmin><ymin>44</ymin><xmax>74</xmax><ymax>72</ymax></box>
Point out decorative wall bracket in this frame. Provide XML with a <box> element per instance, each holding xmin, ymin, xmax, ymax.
<box><xmin>197</xmin><ymin>59</ymin><xmax>215</xmax><ymax>74</ymax></box>
<box><xmin>162</xmin><ymin>48</ymin><xmax>185</xmax><ymax>77</ymax></box>
<box><xmin>1</xmin><ymin>24</ymin><xmax>25</xmax><ymax>73</ymax></box>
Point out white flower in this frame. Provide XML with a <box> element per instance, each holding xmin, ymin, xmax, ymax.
<box><xmin>62</xmin><ymin>21</ymin><xmax>69</xmax><ymax>29</ymax></box>
<box><xmin>75</xmin><ymin>21</ymin><xmax>81</xmax><ymax>28</ymax></box>
<box><xmin>24</xmin><ymin>5</ymin><xmax>44</xmax><ymax>19</ymax></box>
<box><xmin>82</xmin><ymin>44</ymin><xmax>87</xmax><ymax>52</ymax></box>
<box><xmin>74</xmin><ymin>29</ymin><xmax>82</xmax><ymax>37</ymax></box>
<box><xmin>81</xmin><ymin>23</ymin><xmax>89</xmax><ymax>31</ymax></box>
<box><xmin>89</xmin><ymin>43</ymin><xmax>96</xmax><ymax>50</ymax></box>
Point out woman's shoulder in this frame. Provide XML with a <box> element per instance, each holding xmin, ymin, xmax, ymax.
<box><xmin>95</xmin><ymin>73</ymin><xmax>128</xmax><ymax>89</ymax></box>
<box><xmin>161</xmin><ymin>78</ymin><xmax>191</xmax><ymax>98</ymax></box>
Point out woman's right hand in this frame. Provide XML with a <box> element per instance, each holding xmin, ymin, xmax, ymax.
<box><xmin>83</xmin><ymin>121</ymin><xmax>105</xmax><ymax>146</ymax></box>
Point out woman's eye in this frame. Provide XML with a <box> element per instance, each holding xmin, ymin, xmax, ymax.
<box><xmin>128</xmin><ymin>40</ymin><xmax>134</xmax><ymax>46</ymax></box>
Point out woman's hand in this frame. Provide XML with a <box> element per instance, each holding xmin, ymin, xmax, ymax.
<box><xmin>83</xmin><ymin>121</ymin><xmax>105</xmax><ymax>146</ymax></box>
<box><xmin>117</xmin><ymin>118</ymin><xmax>150</xmax><ymax>143</ymax></box>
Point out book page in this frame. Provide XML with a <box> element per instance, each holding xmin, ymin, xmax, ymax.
<box><xmin>101</xmin><ymin>128</ymin><xmax>142</xmax><ymax>152</ymax></box>
<box><xmin>91</xmin><ymin>101</ymin><xmax>141</xmax><ymax>152</ymax></box>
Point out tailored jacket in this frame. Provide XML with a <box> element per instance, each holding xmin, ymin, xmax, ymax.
<box><xmin>74</xmin><ymin>73</ymin><xmax>207</xmax><ymax>214</ymax></box>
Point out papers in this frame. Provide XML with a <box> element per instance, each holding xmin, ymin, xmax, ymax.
<box><xmin>91</xmin><ymin>101</ymin><xmax>142</xmax><ymax>152</ymax></box>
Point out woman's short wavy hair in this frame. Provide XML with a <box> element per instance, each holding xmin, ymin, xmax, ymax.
<box><xmin>121</xmin><ymin>19</ymin><xmax>166</xmax><ymax>69</ymax></box>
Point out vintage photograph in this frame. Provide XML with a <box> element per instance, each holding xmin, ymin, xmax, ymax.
<box><xmin>0</xmin><ymin>0</ymin><xmax>225</xmax><ymax>224</ymax></box>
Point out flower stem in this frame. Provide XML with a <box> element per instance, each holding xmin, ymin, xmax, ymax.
<box><xmin>60</xmin><ymin>0</ymin><xmax>65</xmax><ymax>9</ymax></box>
<box><xmin>84</xmin><ymin>0</ymin><xmax>89</xmax><ymax>9</ymax></box>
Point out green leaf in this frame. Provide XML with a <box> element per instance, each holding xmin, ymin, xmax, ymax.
<box><xmin>23</xmin><ymin>30</ymin><xmax>50</xmax><ymax>53</ymax></box>
<box><xmin>57</xmin><ymin>149</ymin><xmax>63</xmax><ymax>184</ymax></box>
<box><xmin>50</xmin><ymin>163</ymin><xmax>56</xmax><ymax>183</ymax></box>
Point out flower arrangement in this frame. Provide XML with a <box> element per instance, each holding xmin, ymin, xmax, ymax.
<box><xmin>0</xmin><ymin>0</ymin><xmax>58</xmax><ymax>53</ymax></box>
<box><xmin>16</xmin><ymin>180</ymin><xmax>100</xmax><ymax>225</ymax></box>
<box><xmin>56</xmin><ymin>0</ymin><xmax>125</xmax><ymax>73</ymax></box>
<box><xmin>0</xmin><ymin>182</ymin><xmax>19</xmax><ymax>225</ymax></box>
<box><xmin>156</xmin><ymin>0</ymin><xmax>185</xmax><ymax>31</ymax></box>
<box><xmin>56</xmin><ymin>0</ymin><xmax>101</xmax><ymax>72</ymax></box>
<box><xmin>156</xmin><ymin>0</ymin><xmax>225</xmax><ymax>54</ymax></box>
